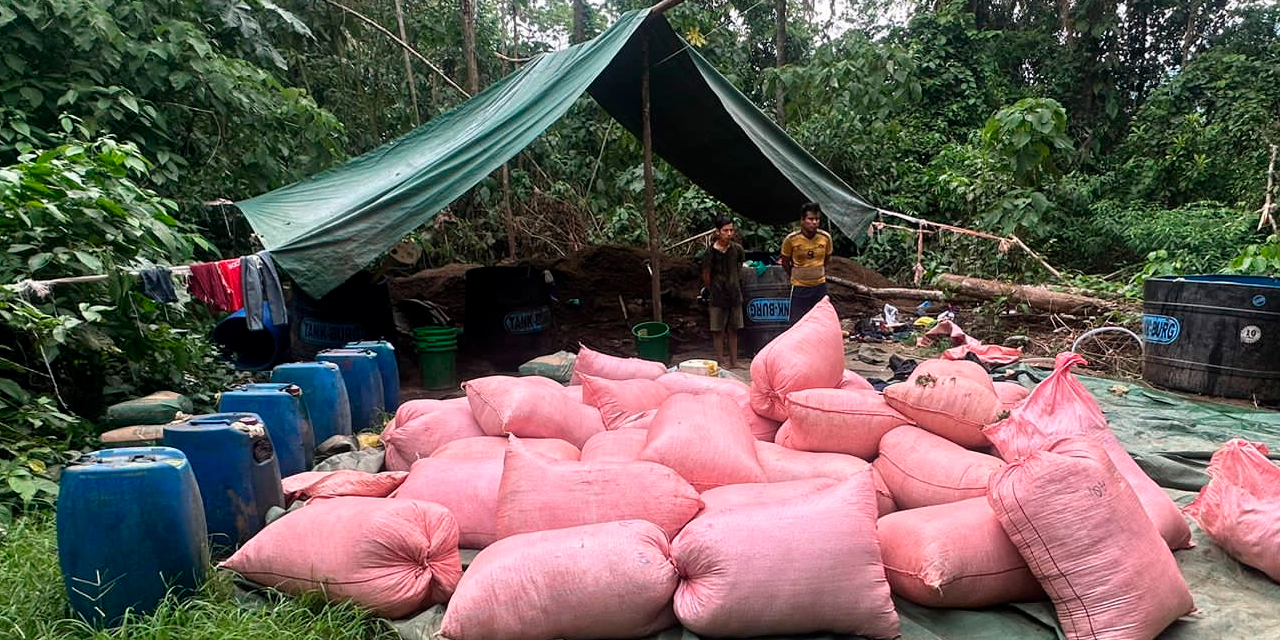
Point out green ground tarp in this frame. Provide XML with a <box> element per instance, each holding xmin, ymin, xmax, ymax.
<box><xmin>378</xmin><ymin>369</ymin><xmax>1280</xmax><ymax>640</ymax></box>
<box><xmin>235</xmin><ymin>10</ymin><xmax>877</xmax><ymax>299</ymax></box>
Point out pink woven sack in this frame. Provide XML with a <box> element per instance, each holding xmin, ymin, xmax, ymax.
<box><xmin>783</xmin><ymin>388</ymin><xmax>910</xmax><ymax>459</ymax></box>
<box><xmin>655</xmin><ymin>372</ymin><xmax>781</xmax><ymax>441</ymax></box>
<box><xmin>878</xmin><ymin>497</ymin><xmax>1043</xmax><ymax>608</ymax></box>
<box><xmin>671</xmin><ymin>472</ymin><xmax>900</xmax><ymax>639</ymax></box>
<box><xmin>983</xmin><ymin>352</ymin><xmax>1192</xmax><ymax>549</ymax></box>
<box><xmin>988</xmin><ymin>438</ymin><xmax>1194</xmax><ymax>640</ymax></box>
<box><xmin>570</xmin><ymin>344</ymin><xmax>668</xmax><ymax>384</ymax></box>
<box><xmin>391</xmin><ymin>456</ymin><xmax>503</xmax><ymax>549</ymax></box>
<box><xmin>909</xmin><ymin>358</ymin><xmax>995</xmax><ymax>392</ymax></box>
<box><xmin>430</xmin><ymin>435</ymin><xmax>579</xmax><ymax>461</ymax></box>
<box><xmin>465</xmin><ymin>375</ymin><xmax>603</xmax><ymax>447</ymax></box>
<box><xmin>1184</xmin><ymin>439</ymin><xmax>1280</xmax><ymax>581</ymax></box>
<box><xmin>220</xmin><ymin>497</ymin><xmax>462</xmax><ymax>619</ymax></box>
<box><xmin>640</xmin><ymin>393</ymin><xmax>765</xmax><ymax>491</ymax></box>
<box><xmin>749</xmin><ymin>297</ymin><xmax>844</xmax><ymax>421</ymax></box>
<box><xmin>773</xmin><ymin>420</ymin><xmax>795</xmax><ymax>447</ymax></box>
<box><xmin>754</xmin><ymin>440</ymin><xmax>895</xmax><ymax>516</ymax></box>
<box><xmin>579</xmin><ymin>374</ymin><xmax>670</xmax><ymax>430</ymax></box>
<box><xmin>874</xmin><ymin>425</ymin><xmax>1004</xmax><ymax>509</ymax></box>
<box><xmin>698</xmin><ymin>478</ymin><xmax>836</xmax><ymax>515</ymax></box>
<box><xmin>281</xmin><ymin>470</ymin><xmax>407</xmax><ymax>502</ymax></box>
<box><xmin>439</xmin><ymin>520</ymin><xmax>678</xmax><ymax>640</ymax></box>
<box><xmin>580</xmin><ymin>428</ymin><xmax>648</xmax><ymax>462</ymax></box>
<box><xmin>497</xmin><ymin>436</ymin><xmax>701</xmax><ymax>540</ymax></box>
<box><xmin>993</xmin><ymin>381</ymin><xmax>1031</xmax><ymax>410</ymax></box>
<box><xmin>382</xmin><ymin>398</ymin><xmax>484</xmax><ymax>471</ymax></box>
<box><xmin>836</xmin><ymin>369</ymin><xmax>875</xmax><ymax>391</ymax></box>
<box><xmin>883</xmin><ymin>375</ymin><xmax>999</xmax><ymax>449</ymax></box>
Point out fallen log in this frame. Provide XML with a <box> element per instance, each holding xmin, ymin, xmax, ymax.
<box><xmin>935</xmin><ymin>274</ymin><xmax>1118</xmax><ymax>314</ymax></box>
<box><xmin>828</xmin><ymin>274</ymin><xmax>1122</xmax><ymax>315</ymax></box>
<box><xmin>826</xmin><ymin>276</ymin><xmax>949</xmax><ymax>302</ymax></box>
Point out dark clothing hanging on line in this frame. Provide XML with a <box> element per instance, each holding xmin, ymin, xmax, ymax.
<box><xmin>139</xmin><ymin>267</ymin><xmax>178</xmax><ymax>303</ymax></box>
<box><xmin>241</xmin><ymin>251</ymin><xmax>288</xmax><ymax>330</ymax></box>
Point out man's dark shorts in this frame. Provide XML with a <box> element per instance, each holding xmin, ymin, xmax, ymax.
<box><xmin>789</xmin><ymin>283</ymin><xmax>828</xmax><ymax>324</ymax></box>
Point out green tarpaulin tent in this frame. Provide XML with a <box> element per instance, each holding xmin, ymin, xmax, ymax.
<box><xmin>235</xmin><ymin>9</ymin><xmax>879</xmax><ymax>299</ymax></box>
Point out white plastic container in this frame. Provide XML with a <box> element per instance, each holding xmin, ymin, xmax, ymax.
<box><xmin>678</xmin><ymin>359</ymin><xmax>720</xmax><ymax>377</ymax></box>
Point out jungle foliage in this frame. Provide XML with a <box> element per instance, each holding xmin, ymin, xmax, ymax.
<box><xmin>1</xmin><ymin>0</ymin><xmax>1278</xmax><ymax>514</ymax></box>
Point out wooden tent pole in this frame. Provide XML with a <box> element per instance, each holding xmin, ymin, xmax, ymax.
<box><xmin>649</xmin><ymin>0</ymin><xmax>688</xmax><ymax>15</ymax></box>
<box><xmin>642</xmin><ymin>33</ymin><xmax>662</xmax><ymax>323</ymax></box>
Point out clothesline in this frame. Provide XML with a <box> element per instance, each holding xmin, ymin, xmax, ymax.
<box><xmin>872</xmin><ymin>208</ymin><xmax>1065</xmax><ymax>280</ymax></box>
<box><xmin>14</xmin><ymin>265</ymin><xmax>195</xmax><ymax>299</ymax></box>
<box><xmin>12</xmin><ymin>253</ymin><xmax>288</xmax><ymax>332</ymax></box>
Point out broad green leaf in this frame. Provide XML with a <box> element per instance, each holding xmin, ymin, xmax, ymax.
<box><xmin>27</xmin><ymin>252</ymin><xmax>52</xmax><ymax>272</ymax></box>
<box><xmin>73</xmin><ymin>250</ymin><xmax>102</xmax><ymax>271</ymax></box>
<box><xmin>0</xmin><ymin>378</ymin><xmax>28</xmax><ymax>402</ymax></box>
<box><xmin>7</xmin><ymin>476</ymin><xmax>37</xmax><ymax>504</ymax></box>
<box><xmin>18</xmin><ymin>86</ymin><xmax>40</xmax><ymax>107</ymax></box>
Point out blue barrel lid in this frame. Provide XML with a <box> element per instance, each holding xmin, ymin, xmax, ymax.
<box><xmin>227</xmin><ymin>382</ymin><xmax>302</xmax><ymax>395</ymax></box>
<box><xmin>346</xmin><ymin>340</ymin><xmax>395</xmax><ymax>351</ymax></box>
<box><xmin>1149</xmin><ymin>274</ymin><xmax>1280</xmax><ymax>289</ymax></box>
<box><xmin>167</xmin><ymin>412</ymin><xmax>267</xmax><ymax>435</ymax></box>
<box><xmin>274</xmin><ymin>361</ymin><xmax>342</xmax><ymax>372</ymax></box>
<box><xmin>187</xmin><ymin>411</ymin><xmax>264</xmax><ymax>425</ymax></box>
<box><xmin>318</xmin><ymin>348</ymin><xmax>378</xmax><ymax>358</ymax></box>
<box><xmin>67</xmin><ymin>447</ymin><xmax>189</xmax><ymax>472</ymax></box>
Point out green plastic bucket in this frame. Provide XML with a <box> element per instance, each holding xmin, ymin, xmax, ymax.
<box><xmin>414</xmin><ymin>326</ymin><xmax>458</xmax><ymax>389</ymax></box>
<box><xmin>632</xmin><ymin>322</ymin><xmax>671</xmax><ymax>365</ymax></box>
<box><xmin>415</xmin><ymin>337</ymin><xmax>457</xmax><ymax>348</ymax></box>
<box><xmin>413</xmin><ymin>326</ymin><xmax>456</xmax><ymax>338</ymax></box>
<box><xmin>418</xmin><ymin>345</ymin><xmax>457</xmax><ymax>390</ymax></box>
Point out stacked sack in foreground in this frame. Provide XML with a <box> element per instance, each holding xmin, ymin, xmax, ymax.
<box><xmin>220</xmin><ymin>296</ymin><xmax>1199</xmax><ymax>640</ymax></box>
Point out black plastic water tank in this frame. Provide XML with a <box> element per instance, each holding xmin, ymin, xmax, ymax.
<box><xmin>464</xmin><ymin>266</ymin><xmax>554</xmax><ymax>370</ymax></box>
<box><xmin>741</xmin><ymin>265</ymin><xmax>791</xmax><ymax>355</ymax></box>
<box><xmin>1143</xmin><ymin>275</ymin><xmax>1280</xmax><ymax>401</ymax></box>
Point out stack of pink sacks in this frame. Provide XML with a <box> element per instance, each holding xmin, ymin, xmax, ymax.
<box><xmin>219</xmin><ymin>296</ymin><xmax>1197</xmax><ymax>640</ymax></box>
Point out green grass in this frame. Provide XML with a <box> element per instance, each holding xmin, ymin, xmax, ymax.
<box><xmin>0</xmin><ymin>515</ymin><xmax>398</xmax><ymax>640</ymax></box>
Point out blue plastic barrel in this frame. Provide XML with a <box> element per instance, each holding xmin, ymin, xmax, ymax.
<box><xmin>217</xmin><ymin>384</ymin><xmax>314</xmax><ymax>477</ymax></box>
<box><xmin>345</xmin><ymin>340</ymin><xmax>400</xmax><ymax>412</ymax></box>
<box><xmin>57</xmin><ymin>447</ymin><xmax>208</xmax><ymax>627</ymax></box>
<box><xmin>163</xmin><ymin>413</ymin><xmax>284</xmax><ymax>553</ymax></box>
<box><xmin>316</xmin><ymin>348</ymin><xmax>385</xmax><ymax>432</ymax></box>
<box><xmin>211</xmin><ymin>306</ymin><xmax>290</xmax><ymax>371</ymax></box>
<box><xmin>271</xmin><ymin>362</ymin><xmax>353</xmax><ymax>443</ymax></box>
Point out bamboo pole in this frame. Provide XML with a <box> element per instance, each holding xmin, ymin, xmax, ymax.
<box><xmin>642</xmin><ymin>34</ymin><xmax>662</xmax><ymax>323</ymax></box>
<box><xmin>392</xmin><ymin>0</ymin><xmax>420</xmax><ymax>123</ymax></box>
<box><xmin>649</xmin><ymin>0</ymin><xmax>689</xmax><ymax>15</ymax></box>
<box><xmin>320</xmin><ymin>0</ymin><xmax>470</xmax><ymax>98</ymax></box>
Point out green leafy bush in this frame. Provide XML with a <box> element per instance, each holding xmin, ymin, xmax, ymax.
<box><xmin>0</xmin><ymin>138</ymin><xmax>236</xmax><ymax>516</ymax></box>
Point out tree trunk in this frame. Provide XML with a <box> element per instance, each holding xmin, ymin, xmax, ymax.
<box><xmin>1180</xmin><ymin>0</ymin><xmax>1202</xmax><ymax>67</ymax></box>
<box><xmin>642</xmin><ymin>35</ymin><xmax>662</xmax><ymax>323</ymax></box>
<box><xmin>500</xmin><ymin>0</ymin><xmax>519</xmax><ymax>260</ymax></box>
<box><xmin>775</xmin><ymin>0</ymin><xmax>786</xmax><ymax>125</ymax></box>
<box><xmin>461</xmin><ymin>0</ymin><xmax>480</xmax><ymax>94</ymax></box>
<box><xmin>935</xmin><ymin>274</ymin><xmax>1118</xmax><ymax>314</ymax></box>
<box><xmin>1058</xmin><ymin>0</ymin><xmax>1074</xmax><ymax>45</ymax></box>
<box><xmin>393</xmin><ymin>0</ymin><xmax>420</xmax><ymax>124</ymax></box>
<box><xmin>572</xmin><ymin>0</ymin><xmax>587</xmax><ymax>44</ymax></box>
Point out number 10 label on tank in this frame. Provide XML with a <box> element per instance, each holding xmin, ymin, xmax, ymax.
<box><xmin>1240</xmin><ymin>325</ymin><xmax>1262</xmax><ymax>345</ymax></box>
<box><xmin>1143</xmin><ymin>314</ymin><xmax>1181</xmax><ymax>345</ymax></box>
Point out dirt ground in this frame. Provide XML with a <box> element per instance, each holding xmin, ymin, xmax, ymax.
<box><xmin>389</xmin><ymin>245</ymin><xmax>1137</xmax><ymax>401</ymax></box>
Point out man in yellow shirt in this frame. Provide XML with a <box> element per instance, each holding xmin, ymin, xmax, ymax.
<box><xmin>780</xmin><ymin>202</ymin><xmax>832</xmax><ymax>323</ymax></box>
